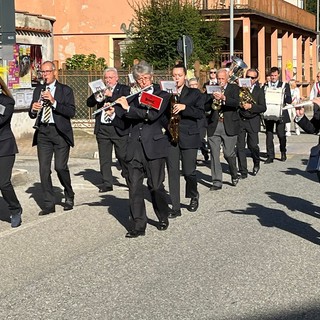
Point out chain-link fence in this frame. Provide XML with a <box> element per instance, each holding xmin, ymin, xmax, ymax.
<box><xmin>57</xmin><ymin>69</ymin><xmax>173</xmax><ymax>127</ymax></box>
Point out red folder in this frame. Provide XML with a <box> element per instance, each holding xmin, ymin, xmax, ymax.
<box><xmin>140</xmin><ymin>91</ymin><xmax>163</xmax><ymax>110</ymax></box>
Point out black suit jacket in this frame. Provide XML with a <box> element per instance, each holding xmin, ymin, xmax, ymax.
<box><xmin>121</xmin><ymin>85</ymin><xmax>171</xmax><ymax>161</ymax></box>
<box><xmin>87</xmin><ymin>83</ymin><xmax>130</xmax><ymax>136</ymax></box>
<box><xmin>263</xmin><ymin>81</ymin><xmax>292</xmax><ymax>123</ymax></box>
<box><xmin>29</xmin><ymin>81</ymin><xmax>76</xmax><ymax>146</ymax></box>
<box><xmin>206</xmin><ymin>83</ymin><xmax>240</xmax><ymax>137</ymax></box>
<box><xmin>239</xmin><ymin>84</ymin><xmax>266</xmax><ymax>133</ymax></box>
<box><xmin>174</xmin><ymin>86</ymin><xmax>204</xmax><ymax>149</ymax></box>
<box><xmin>0</xmin><ymin>94</ymin><xmax>18</xmax><ymax>156</ymax></box>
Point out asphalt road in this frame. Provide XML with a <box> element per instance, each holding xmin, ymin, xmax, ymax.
<box><xmin>1</xmin><ymin>131</ymin><xmax>320</xmax><ymax>320</ymax></box>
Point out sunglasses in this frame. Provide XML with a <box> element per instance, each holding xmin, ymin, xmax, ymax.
<box><xmin>210</xmin><ymin>71</ymin><xmax>216</xmax><ymax>74</ymax></box>
<box><xmin>248</xmin><ymin>76</ymin><xmax>257</xmax><ymax>79</ymax></box>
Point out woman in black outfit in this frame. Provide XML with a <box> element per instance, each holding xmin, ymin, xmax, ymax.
<box><xmin>0</xmin><ymin>77</ymin><xmax>22</xmax><ymax>228</ymax></box>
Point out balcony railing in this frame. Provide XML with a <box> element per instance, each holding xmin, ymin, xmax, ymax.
<box><xmin>201</xmin><ymin>0</ymin><xmax>316</xmax><ymax>31</ymax></box>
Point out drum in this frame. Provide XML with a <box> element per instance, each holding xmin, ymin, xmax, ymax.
<box><xmin>264</xmin><ymin>87</ymin><xmax>285</xmax><ymax>121</ymax></box>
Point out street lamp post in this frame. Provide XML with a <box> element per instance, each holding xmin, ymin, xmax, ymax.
<box><xmin>230</xmin><ymin>0</ymin><xmax>234</xmax><ymax>59</ymax></box>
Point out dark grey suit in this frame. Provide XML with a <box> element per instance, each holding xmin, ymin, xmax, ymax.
<box><xmin>237</xmin><ymin>84</ymin><xmax>266</xmax><ymax>175</ymax></box>
<box><xmin>29</xmin><ymin>81</ymin><xmax>76</xmax><ymax>210</ymax></box>
<box><xmin>206</xmin><ymin>83</ymin><xmax>240</xmax><ymax>187</ymax></box>
<box><xmin>87</xmin><ymin>83</ymin><xmax>130</xmax><ymax>188</ymax></box>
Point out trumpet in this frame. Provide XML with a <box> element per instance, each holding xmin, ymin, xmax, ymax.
<box><xmin>92</xmin><ymin>84</ymin><xmax>153</xmax><ymax>116</ymax></box>
<box><xmin>211</xmin><ymin>87</ymin><xmax>224</xmax><ymax>111</ymax></box>
<box><xmin>94</xmin><ymin>86</ymin><xmax>112</xmax><ymax>103</ymax></box>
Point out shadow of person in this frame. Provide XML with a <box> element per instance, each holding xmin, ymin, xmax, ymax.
<box><xmin>25</xmin><ymin>183</ymin><xmax>64</xmax><ymax>209</ymax></box>
<box><xmin>82</xmin><ymin>194</ymin><xmax>132</xmax><ymax>231</ymax></box>
<box><xmin>0</xmin><ymin>198</ymin><xmax>11</xmax><ymax>223</ymax></box>
<box><xmin>225</xmin><ymin>202</ymin><xmax>320</xmax><ymax>245</ymax></box>
<box><xmin>196</xmin><ymin>170</ymin><xmax>212</xmax><ymax>188</ymax></box>
<box><xmin>281</xmin><ymin>166</ymin><xmax>319</xmax><ymax>183</ymax></box>
<box><xmin>266</xmin><ymin>192</ymin><xmax>320</xmax><ymax>219</ymax></box>
<box><xmin>74</xmin><ymin>169</ymin><xmax>101</xmax><ymax>188</ymax></box>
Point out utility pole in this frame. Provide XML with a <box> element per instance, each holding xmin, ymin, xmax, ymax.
<box><xmin>230</xmin><ymin>0</ymin><xmax>234</xmax><ymax>59</ymax></box>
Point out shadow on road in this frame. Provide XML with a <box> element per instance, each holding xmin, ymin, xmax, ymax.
<box><xmin>226</xmin><ymin>202</ymin><xmax>320</xmax><ymax>245</ymax></box>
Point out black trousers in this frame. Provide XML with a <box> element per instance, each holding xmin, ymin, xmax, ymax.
<box><xmin>0</xmin><ymin>155</ymin><xmax>21</xmax><ymax>215</ymax></box>
<box><xmin>166</xmin><ymin>143</ymin><xmax>198</xmax><ymax>211</ymax></box>
<box><xmin>237</xmin><ymin>120</ymin><xmax>260</xmax><ymax>175</ymax></box>
<box><xmin>96</xmin><ymin>125</ymin><xmax>128</xmax><ymax>187</ymax></box>
<box><xmin>127</xmin><ymin>142</ymin><xmax>168</xmax><ymax>232</ymax></box>
<box><xmin>37</xmin><ymin>125</ymin><xmax>74</xmax><ymax>209</ymax></box>
<box><xmin>265</xmin><ymin>119</ymin><xmax>286</xmax><ymax>158</ymax></box>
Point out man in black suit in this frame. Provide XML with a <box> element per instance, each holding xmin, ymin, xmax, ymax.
<box><xmin>263</xmin><ymin>66</ymin><xmax>292</xmax><ymax>163</ymax></box>
<box><xmin>87</xmin><ymin>67</ymin><xmax>130</xmax><ymax>192</ymax></box>
<box><xmin>206</xmin><ymin>68</ymin><xmax>240</xmax><ymax>190</ymax></box>
<box><xmin>0</xmin><ymin>77</ymin><xmax>22</xmax><ymax>227</ymax></box>
<box><xmin>202</xmin><ymin>68</ymin><xmax>218</xmax><ymax>91</ymax></box>
<box><xmin>237</xmin><ymin>69</ymin><xmax>266</xmax><ymax>178</ymax></box>
<box><xmin>166</xmin><ymin>65</ymin><xmax>204</xmax><ymax>219</ymax></box>
<box><xmin>115</xmin><ymin>61</ymin><xmax>171</xmax><ymax>238</ymax></box>
<box><xmin>29</xmin><ymin>61</ymin><xmax>76</xmax><ymax>215</ymax></box>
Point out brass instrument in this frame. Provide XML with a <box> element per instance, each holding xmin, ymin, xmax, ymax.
<box><xmin>228</xmin><ymin>57</ymin><xmax>248</xmax><ymax>84</ymax></box>
<box><xmin>92</xmin><ymin>84</ymin><xmax>153</xmax><ymax>116</ymax></box>
<box><xmin>168</xmin><ymin>89</ymin><xmax>180</xmax><ymax>144</ymax></box>
<box><xmin>239</xmin><ymin>87</ymin><xmax>256</xmax><ymax>108</ymax></box>
<box><xmin>211</xmin><ymin>87</ymin><xmax>224</xmax><ymax>111</ymax></box>
<box><xmin>94</xmin><ymin>86</ymin><xmax>112</xmax><ymax>103</ymax></box>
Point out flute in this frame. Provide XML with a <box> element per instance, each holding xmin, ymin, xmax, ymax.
<box><xmin>92</xmin><ymin>84</ymin><xmax>153</xmax><ymax>116</ymax></box>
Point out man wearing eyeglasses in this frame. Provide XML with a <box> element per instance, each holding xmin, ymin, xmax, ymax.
<box><xmin>115</xmin><ymin>61</ymin><xmax>171</xmax><ymax>238</ymax></box>
<box><xmin>87</xmin><ymin>67</ymin><xmax>130</xmax><ymax>192</ymax></box>
<box><xmin>29</xmin><ymin>61</ymin><xmax>76</xmax><ymax>215</ymax></box>
<box><xmin>203</xmin><ymin>68</ymin><xmax>218</xmax><ymax>91</ymax></box>
<box><xmin>237</xmin><ymin>69</ymin><xmax>266</xmax><ymax>178</ymax></box>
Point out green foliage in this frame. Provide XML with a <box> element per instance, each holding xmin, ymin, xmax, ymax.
<box><xmin>65</xmin><ymin>54</ymin><xmax>107</xmax><ymax>71</ymax></box>
<box><xmin>122</xmin><ymin>0</ymin><xmax>224</xmax><ymax>69</ymax></box>
<box><xmin>306</xmin><ymin>0</ymin><xmax>317</xmax><ymax>14</ymax></box>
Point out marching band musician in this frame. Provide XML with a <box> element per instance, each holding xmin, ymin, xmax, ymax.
<box><xmin>0</xmin><ymin>77</ymin><xmax>22</xmax><ymax>227</ymax></box>
<box><xmin>263</xmin><ymin>66</ymin><xmax>292</xmax><ymax>163</ymax></box>
<box><xmin>166</xmin><ymin>65</ymin><xmax>204</xmax><ymax>219</ymax></box>
<box><xmin>115</xmin><ymin>61</ymin><xmax>171</xmax><ymax>238</ymax></box>
<box><xmin>237</xmin><ymin>69</ymin><xmax>266</xmax><ymax>179</ymax></box>
<box><xmin>29</xmin><ymin>61</ymin><xmax>76</xmax><ymax>215</ymax></box>
<box><xmin>87</xmin><ymin>67</ymin><xmax>130</xmax><ymax>192</ymax></box>
<box><xmin>206</xmin><ymin>68</ymin><xmax>241</xmax><ymax>190</ymax></box>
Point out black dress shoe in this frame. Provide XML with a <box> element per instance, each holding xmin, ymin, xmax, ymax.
<box><xmin>210</xmin><ymin>185</ymin><xmax>222</xmax><ymax>191</ymax></box>
<box><xmin>11</xmin><ymin>209</ymin><xmax>22</xmax><ymax>228</ymax></box>
<box><xmin>39</xmin><ymin>207</ymin><xmax>55</xmax><ymax>216</ymax></box>
<box><xmin>125</xmin><ymin>230</ymin><xmax>146</xmax><ymax>238</ymax></box>
<box><xmin>252</xmin><ymin>166</ymin><xmax>260</xmax><ymax>176</ymax></box>
<box><xmin>99</xmin><ymin>186</ymin><xmax>113</xmax><ymax>193</ymax></box>
<box><xmin>281</xmin><ymin>152</ymin><xmax>287</xmax><ymax>162</ymax></box>
<box><xmin>231</xmin><ymin>177</ymin><xmax>239</xmax><ymax>186</ymax></box>
<box><xmin>264</xmin><ymin>157</ymin><xmax>274</xmax><ymax>164</ymax></box>
<box><xmin>157</xmin><ymin>219</ymin><xmax>169</xmax><ymax>231</ymax></box>
<box><xmin>240</xmin><ymin>173</ymin><xmax>248</xmax><ymax>179</ymax></box>
<box><xmin>64</xmin><ymin>199</ymin><xmax>74</xmax><ymax>211</ymax></box>
<box><xmin>187</xmin><ymin>197</ymin><xmax>199</xmax><ymax>212</ymax></box>
<box><xmin>168</xmin><ymin>209</ymin><xmax>182</xmax><ymax>219</ymax></box>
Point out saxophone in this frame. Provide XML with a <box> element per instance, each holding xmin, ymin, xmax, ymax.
<box><xmin>168</xmin><ymin>89</ymin><xmax>180</xmax><ymax>144</ymax></box>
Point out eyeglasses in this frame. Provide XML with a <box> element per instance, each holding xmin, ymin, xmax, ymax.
<box><xmin>105</xmin><ymin>76</ymin><xmax>116</xmax><ymax>80</ymax></box>
<box><xmin>136</xmin><ymin>75</ymin><xmax>152</xmax><ymax>83</ymax></box>
<box><xmin>40</xmin><ymin>70</ymin><xmax>54</xmax><ymax>74</ymax></box>
<box><xmin>210</xmin><ymin>71</ymin><xmax>216</xmax><ymax>74</ymax></box>
<box><xmin>248</xmin><ymin>76</ymin><xmax>257</xmax><ymax>79</ymax></box>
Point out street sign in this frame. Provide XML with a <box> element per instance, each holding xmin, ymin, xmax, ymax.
<box><xmin>177</xmin><ymin>35</ymin><xmax>193</xmax><ymax>58</ymax></box>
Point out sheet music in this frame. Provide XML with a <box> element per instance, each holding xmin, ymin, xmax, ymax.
<box><xmin>88</xmin><ymin>79</ymin><xmax>106</xmax><ymax>93</ymax></box>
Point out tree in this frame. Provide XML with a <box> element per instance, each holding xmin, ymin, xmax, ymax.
<box><xmin>65</xmin><ymin>54</ymin><xmax>107</xmax><ymax>71</ymax></box>
<box><xmin>122</xmin><ymin>0</ymin><xmax>224</xmax><ymax>69</ymax></box>
<box><xmin>305</xmin><ymin>0</ymin><xmax>317</xmax><ymax>15</ymax></box>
